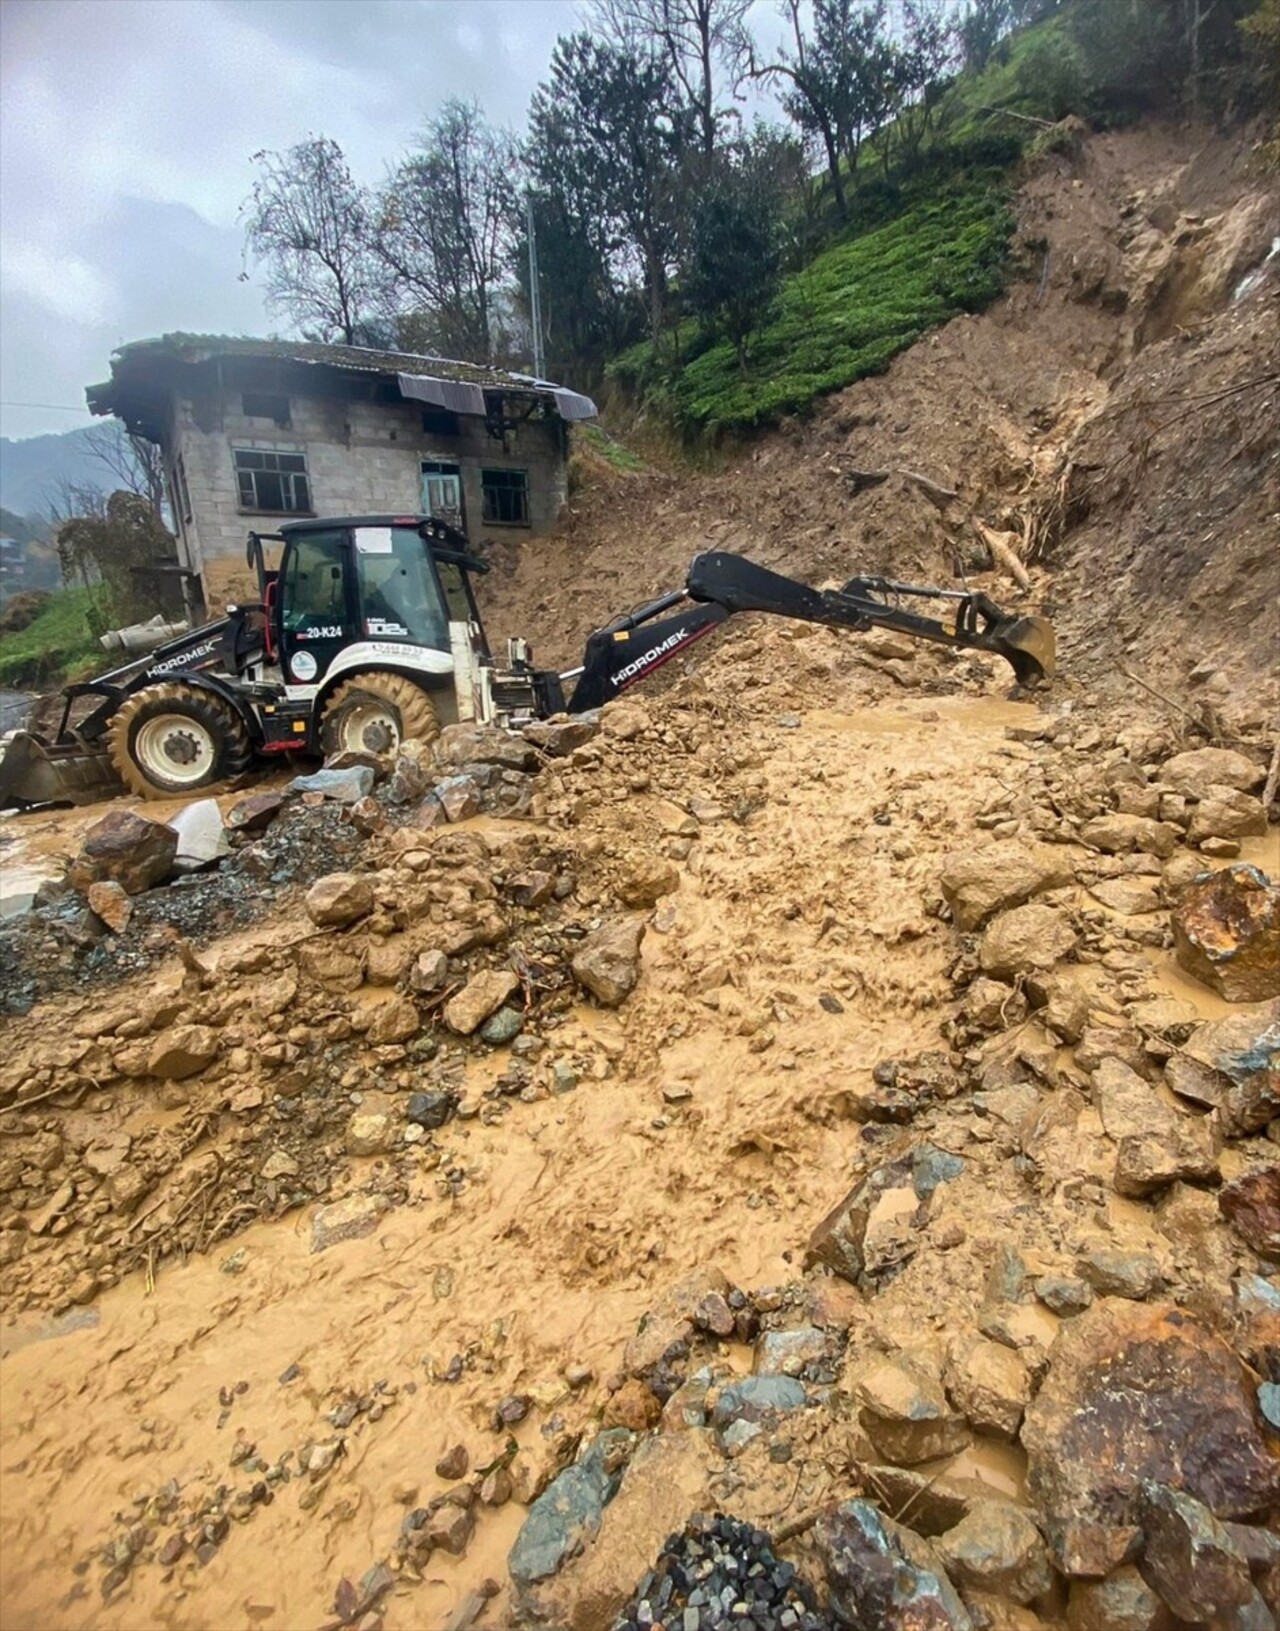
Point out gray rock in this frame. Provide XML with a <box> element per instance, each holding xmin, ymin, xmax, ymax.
<box><xmin>1066</xmin><ymin>1565</ymin><xmax>1170</xmax><ymax>1631</ymax></box>
<box><xmin>168</xmin><ymin>798</ymin><xmax>230</xmax><ymax>871</ymax></box>
<box><xmin>815</xmin><ymin>1499</ymin><xmax>973</xmax><ymax>1631</ymax></box>
<box><xmin>754</xmin><ymin>1326</ymin><xmax>828</xmax><ymax>1376</ymax></box>
<box><xmin>289</xmin><ymin>766</ymin><xmax>375</xmax><ymax>803</ymax></box>
<box><xmin>1079</xmin><ymin>1249</ymin><xmax>1164</xmax><ymax>1300</ymax></box>
<box><xmin>479</xmin><ymin>1005</ymin><xmax>524</xmax><ymax>1046</ymax></box>
<box><xmin>507</xmin><ymin>1429</ymin><xmax>631</xmax><ymax>1584</ymax></box>
<box><xmin>1136</xmin><ymin>1481</ymin><xmax>1253</xmax><ymax>1620</ymax></box>
<box><xmin>710</xmin><ymin>1374</ymin><xmax>805</xmax><ymax>1429</ymax></box>
<box><xmin>436</xmin><ymin>723</ymin><xmax>537</xmax><ymax>772</ymax></box>
<box><xmin>406</xmin><ymin>1090</ymin><xmax>455</xmax><ymax>1129</ymax></box>
<box><xmin>1035</xmin><ymin>1275</ymin><xmax>1094</xmax><ymax>1316</ymax></box>
<box><xmin>1166</xmin><ymin>1000</ymin><xmax>1280</xmax><ymax>1135</ymax></box>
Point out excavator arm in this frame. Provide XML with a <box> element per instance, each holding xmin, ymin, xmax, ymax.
<box><xmin>565</xmin><ymin>551</ymin><xmax>1054</xmax><ymax>713</ymax></box>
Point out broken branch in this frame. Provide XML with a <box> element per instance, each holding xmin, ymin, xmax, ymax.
<box><xmin>900</xmin><ymin>469</ymin><xmax>958</xmax><ymax>509</ymax></box>
<box><xmin>973</xmin><ymin>519</ymin><xmax>1031</xmax><ymax>591</ymax></box>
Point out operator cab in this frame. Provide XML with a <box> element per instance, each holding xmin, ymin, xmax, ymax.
<box><xmin>246</xmin><ymin>515</ymin><xmax>490</xmax><ymax>691</ymax></box>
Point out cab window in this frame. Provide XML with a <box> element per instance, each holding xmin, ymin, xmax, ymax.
<box><xmin>282</xmin><ymin>529</ymin><xmax>346</xmax><ymax>633</ymax></box>
<box><xmin>354</xmin><ymin>526</ymin><xmax>450</xmax><ymax>651</ymax></box>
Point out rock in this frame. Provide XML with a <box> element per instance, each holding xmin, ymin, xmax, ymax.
<box><xmin>1188</xmin><ymin>786</ymin><xmax>1268</xmax><ymax>844</ymax></box>
<box><xmin>936</xmin><ymin>1500</ymin><xmax>1053</xmax><ymax>1605</ymax></box>
<box><xmin>364</xmin><ymin>937</ymin><xmax>412</xmax><ymax>985</ymax></box>
<box><xmin>940</xmin><ymin>843</ymin><xmax>1073</xmax><ymax>932</ymax></box>
<box><xmin>853</xmin><ymin>1354</ymin><xmax>970</xmax><ymax>1466</ymax></box>
<box><xmin>311</xmin><ymin>1193</ymin><xmax>387</xmax><ymax>1252</ymax></box>
<box><xmin>436</xmin><ymin>723</ymin><xmax>537</xmax><ymax>772</ymax></box>
<box><xmin>435</xmin><ymin>1443</ymin><xmax>469</xmax><ymax>1480</ymax></box>
<box><xmin>622</xmin><ymin>1271</ymin><xmax>730</xmax><ymax>1398</ymax></box>
<box><xmin>410</xmin><ymin>949</ymin><xmax>450</xmax><ymax>993</ymax></box>
<box><xmin>297</xmin><ymin>942</ymin><xmax>364</xmax><ymax>991</ymax></box>
<box><xmin>945</xmin><ymin>1336</ymin><xmax>1032</xmax><ymax>1440</ymax></box>
<box><xmin>1113</xmin><ymin>1123</ymin><xmax>1220</xmax><ymax>1198</ymax></box>
<box><xmin>288</xmin><ymin>766</ymin><xmax>375</xmax><ymax>803</ymax></box>
<box><xmin>616</xmin><ymin>854</ymin><xmax>679</xmax><ymax>909</ymax></box>
<box><xmin>1173</xmin><ymin>865</ymin><xmax>1280</xmax><ymax>1003</ymax></box>
<box><xmin>600</xmin><ymin>702</ymin><xmax>650</xmax><ymax>741</ymax></box>
<box><xmin>710</xmin><ymin>1373</ymin><xmax>806</xmax><ymax>1430</ymax></box>
<box><xmin>806</xmin><ymin>1143</ymin><xmax>965</xmax><ymax>1289</ymax></box>
<box><xmin>480</xmin><ymin>1468</ymin><xmax>513</xmax><ymax>1506</ymax></box>
<box><xmin>1035</xmin><ymin>1275</ymin><xmax>1094</xmax><ymax>1317</ymax></box>
<box><xmin>345</xmin><ymin>1112</ymin><xmax>394</xmax><ymax>1156</ymax></box>
<box><xmin>979</xmin><ymin>904</ymin><xmax>1078</xmax><ymax>980</ymax></box>
<box><xmin>602</xmin><ymin>1379</ymin><xmax>662</xmax><ymax>1432</ymax></box>
<box><xmin>1161</xmin><ymin>748</ymin><xmax>1264</xmax><ymax>798</ymax></box>
<box><xmin>1218</xmin><ymin>1167</ymin><xmax>1280</xmax><ymax>1257</ymax></box>
<box><xmin>148</xmin><ymin>1024</ymin><xmax>219</xmax><ymax>1080</ymax></box>
<box><xmin>1079</xmin><ymin>814</ymin><xmax>1180</xmax><ymax>860</ymax></box>
<box><xmin>1166</xmin><ymin>1001</ymin><xmax>1280</xmax><ymax>1135</ymax></box>
<box><xmin>1021</xmin><ymin>1301</ymin><xmax>1280</xmax><ymax>1578</ymax></box>
<box><xmin>305</xmin><ymin>872</ymin><xmax>374</xmax><ymax>928</ymax></box>
<box><xmin>1030</xmin><ymin>965</ymin><xmax>1106</xmax><ymax>1044</ymax></box>
<box><xmin>260</xmin><ymin>1150</ymin><xmax>299</xmax><ymax>1181</ymax></box>
<box><xmin>68</xmin><ymin>809</ymin><xmax>177</xmax><ymax>896</ymax></box>
<box><xmin>507</xmin><ymin>870</ymin><xmax>556</xmax><ymax>908</ymax></box>
<box><xmin>1136</xmin><ymin>1481</ymin><xmax>1252</xmax><ymax>1620</ymax></box>
<box><xmin>426</xmin><ymin>1504</ymin><xmax>475</xmax><ymax>1555</ymax></box>
<box><xmin>168</xmin><ymin>798</ymin><xmax>230</xmax><ymax>871</ymax></box>
<box><xmin>86</xmin><ymin>880</ymin><xmax>132</xmax><ymax>933</ymax></box>
<box><xmin>226</xmin><ymin>791</ymin><xmax>286</xmax><ymax>834</ymax></box>
<box><xmin>444</xmin><ymin>969</ymin><xmax>520</xmax><ymax>1034</ymax></box>
<box><xmin>507</xmin><ymin>1429</ymin><xmax>632</xmax><ymax>1585</ymax></box>
<box><xmin>571</xmin><ymin>917</ymin><xmax>645</xmax><ymax>1007</ymax></box>
<box><xmin>754</xmin><ymin>1325</ymin><xmax>829</xmax><ymax>1377</ymax></box>
<box><xmin>366</xmin><ymin>995</ymin><xmax>420</xmax><ymax>1046</ymax></box>
<box><xmin>435</xmin><ymin>775</ymin><xmax>482</xmax><ymax>822</ymax></box>
<box><xmin>1091</xmin><ymin>1058</ymin><xmax>1164</xmax><ymax>1141</ymax></box>
<box><xmin>385</xmin><ymin>748</ymin><xmax>431</xmax><ymax>803</ymax></box>
<box><xmin>478</xmin><ymin>1005</ymin><xmax>523</xmax><ymax>1046</ymax></box>
<box><xmin>1089</xmin><ymin>877</ymin><xmax>1162</xmax><ymax>916</ymax></box>
<box><xmin>1066</xmin><ymin>1566</ymin><xmax>1170</xmax><ymax>1631</ymax></box>
<box><xmin>522</xmin><ymin>717</ymin><xmax>599</xmax><ymax>756</ymax></box>
<box><xmin>815</xmin><ymin>1499</ymin><xmax>973</xmax><ymax>1631</ymax></box>
<box><xmin>1079</xmin><ymin>1249</ymin><xmax>1163</xmax><ymax>1300</ymax></box>
<box><xmin>107</xmin><ymin>1166</ymin><xmax>153</xmax><ymax>1215</ymax></box>
<box><xmin>406</xmin><ymin>1090</ymin><xmax>455</xmax><ymax>1129</ymax></box>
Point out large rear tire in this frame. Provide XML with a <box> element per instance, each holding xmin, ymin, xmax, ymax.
<box><xmin>319</xmin><ymin>673</ymin><xmax>441</xmax><ymax>759</ymax></box>
<box><xmin>108</xmin><ymin>683</ymin><xmax>253</xmax><ymax>800</ymax></box>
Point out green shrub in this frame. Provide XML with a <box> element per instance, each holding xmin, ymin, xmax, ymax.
<box><xmin>0</xmin><ymin>587</ymin><xmax>104</xmax><ymax>690</ymax></box>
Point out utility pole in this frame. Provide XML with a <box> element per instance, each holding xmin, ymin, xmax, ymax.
<box><xmin>526</xmin><ymin>193</ymin><xmax>545</xmax><ymax>380</ymax></box>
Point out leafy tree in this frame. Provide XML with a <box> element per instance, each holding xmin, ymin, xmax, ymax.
<box><xmin>682</xmin><ymin>130</ymin><xmax>787</xmax><ymax>367</ymax></box>
<box><xmin>960</xmin><ymin>0</ymin><xmax>1012</xmax><ymax>71</ymax></box>
<box><xmin>882</xmin><ymin>0</ymin><xmax>960</xmax><ymax>174</ymax></box>
<box><xmin>1015</xmin><ymin>27</ymin><xmax>1088</xmax><ymax>118</ymax></box>
<box><xmin>55</xmin><ymin>492</ymin><xmax>175</xmax><ymax>626</ymax></box>
<box><xmin>240</xmin><ymin>137</ymin><xmax>384</xmax><ymax>345</ymax></box>
<box><xmin>376</xmin><ymin>101</ymin><xmax>520</xmax><ymax>363</ymax></box>
<box><xmin>594</xmin><ymin>0</ymin><xmax>753</xmax><ymax>156</ymax></box>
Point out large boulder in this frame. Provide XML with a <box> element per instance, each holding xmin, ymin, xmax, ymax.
<box><xmin>1160</xmin><ymin>748</ymin><xmax>1264</xmax><ymax>798</ymax></box>
<box><xmin>68</xmin><ymin>809</ymin><xmax>177</xmax><ymax>896</ymax></box>
<box><xmin>1135</xmin><ymin>1482</ymin><xmax>1253</xmax><ymax>1622</ymax></box>
<box><xmin>978</xmin><ymin>903</ymin><xmax>1078</xmax><ymax>980</ymax></box>
<box><xmin>1187</xmin><ymin>786</ymin><xmax>1268</xmax><ymax>845</ymax></box>
<box><xmin>1172</xmin><ymin>864</ymin><xmax>1280</xmax><ymax>1003</ymax></box>
<box><xmin>939</xmin><ymin>842</ymin><xmax>1073</xmax><ymax>932</ymax></box>
<box><xmin>572</xmin><ymin>917</ymin><xmax>645</xmax><ymax>1007</ymax></box>
<box><xmin>1021</xmin><ymin>1300</ymin><xmax>1280</xmax><ymax>1578</ymax></box>
<box><xmin>508</xmin><ymin>1430</ymin><xmax>632</xmax><ymax>1586</ymax></box>
<box><xmin>435</xmin><ymin>723</ymin><xmax>537</xmax><ymax>772</ymax></box>
<box><xmin>814</xmin><ymin>1500</ymin><xmax>973</xmax><ymax>1631</ymax></box>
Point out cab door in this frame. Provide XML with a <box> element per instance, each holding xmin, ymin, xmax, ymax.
<box><xmin>277</xmin><ymin>527</ymin><xmax>353</xmax><ymax>687</ymax></box>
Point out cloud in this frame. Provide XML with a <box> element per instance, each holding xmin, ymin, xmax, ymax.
<box><xmin>1</xmin><ymin>244</ymin><xmax>114</xmax><ymax>327</ymax></box>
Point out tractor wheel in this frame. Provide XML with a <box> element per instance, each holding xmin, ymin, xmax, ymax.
<box><xmin>108</xmin><ymin>683</ymin><xmax>253</xmax><ymax>800</ymax></box>
<box><xmin>319</xmin><ymin>673</ymin><xmax>441</xmax><ymax>759</ymax></box>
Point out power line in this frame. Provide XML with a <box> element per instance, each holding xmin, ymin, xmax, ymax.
<box><xmin>0</xmin><ymin>400</ymin><xmax>93</xmax><ymax>413</ymax></box>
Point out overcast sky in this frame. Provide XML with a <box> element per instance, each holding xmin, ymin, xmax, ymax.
<box><xmin>0</xmin><ymin>0</ymin><xmax>787</xmax><ymax>445</ymax></box>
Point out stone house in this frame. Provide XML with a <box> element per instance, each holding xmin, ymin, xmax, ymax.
<box><xmin>86</xmin><ymin>334</ymin><xmax>596</xmax><ymax>616</ymax></box>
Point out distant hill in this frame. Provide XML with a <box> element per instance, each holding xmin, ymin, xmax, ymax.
<box><xmin>0</xmin><ymin>425</ymin><xmax>118</xmax><ymax>518</ymax></box>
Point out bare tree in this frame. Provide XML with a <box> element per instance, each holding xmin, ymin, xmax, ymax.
<box><xmin>375</xmin><ymin>101</ymin><xmax>521</xmax><ymax>363</ymax></box>
<box><xmin>594</xmin><ymin>0</ymin><xmax>753</xmax><ymax>155</ymax></box>
<box><xmin>83</xmin><ymin>423</ymin><xmax>167</xmax><ymax>521</ymax></box>
<box><xmin>241</xmin><ymin>136</ymin><xmax>385</xmax><ymax>345</ymax></box>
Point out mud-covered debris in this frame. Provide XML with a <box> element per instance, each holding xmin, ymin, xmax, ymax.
<box><xmin>851</xmin><ymin>1353</ymin><xmax>969</xmax><ymax>1466</ymax></box>
<box><xmin>602</xmin><ymin>1378</ymin><xmax>662</xmax><ymax>1431</ymax></box>
<box><xmin>1172</xmin><ymin>864</ymin><xmax>1280</xmax><ymax>1003</ymax></box>
<box><xmin>310</xmin><ymin>1194</ymin><xmax>388</xmax><ymax>1253</ymax></box>
<box><xmin>806</xmin><ymin>1143</ymin><xmax>964</xmax><ymax>1289</ymax></box>
<box><xmin>86</xmin><ymin>880</ymin><xmax>132</xmax><ymax>933</ymax></box>
<box><xmin>68</xmin><ymin>809</ymin><xmax>177</xmax><ymax>896</ymax></box>
<box><xmin>1021</xmin><ymin>1300</ymin><xmax>1280</xmax><ymax>1577</ymax></box>
<box><xmin>436</xmin><ymin>723</ymin><xmax>537</xmax><ymax>772</ymax></box>
<box><xmin>939</xmin><ymin>841</ymin><xmax>1073</xmax><ymax>931</ymax></box>
<box><xmin>305</xmin><ymin>872</ymin><xmax>374</xmax><ymax>928</ymax></box>
<box><xmin>613</xmin><ymin>1513</ymin><xmax>826</xmax><ymax>1631</ymax></box>
<box><xmin>978</xmin><ymin>902</ymin><xmax>1078</xmax><ymax>979</ymax></box>
<box><xmin>1187</xmin><ymin>785</ymin><xmax>1268</xmax><ymax>845</ymax></box>
<box><xmin>1065</xmin><ymin>1565</ymin><xmax>1166</xmax><ymax>1631</ymax></box>
<box><xmin>1165</xmin><ymin>1000</ymin><xmax>1279</xmax><ymax>1135</ymax></box>
<box><xmin>1079</xmin><ymin>813</ymin><xmax>1180</xmax><ymax>859</ymax></box>
<box><xmin>935</xmin><ymin>1498</ymin><xmax>1053</xmax><ymax>1605</ymax></box>
<box><xmin>522</xmin><ymin>717</ymin><xmax>600</xmax><ymax>757</ymax></box>
<box><xmin>444</xmin><ymin>969</ymin><xmax>520</xmax><ymax>1034</ymax></box>
<box><xmin>616</xmin><ymin>852</ymin><xmax>679</xmax><ymax>908</ymax></box>
<box><xmin>1218</xmin><ymin>1167</ymin><xmax>1280</xmax><ymax>1258</ymax></box>
<box><xmin>366</xmin><ymin>995</ymin><xmax>420</xmax><ymax>1045</ymax></box>
<box><xmin>815</xmin><ymin>1499</ymin><xmax>972</xmax><ymax>1631</ymax></box>
<box><xmin>571</xmin><ymin>916</ymin><xmax>645</xmax><ymax>1007</ymax></box>
<box><xmin>1160</xmin><ymin>748</ymin><xmax>1265</xmax><ymax>798</ymax></box>
<box><xmin>1136</xmin><ymin>1482</ymin><xmax>1254</xmax><ymax>1621</ymax></box>
<box><xmin>945</xmin><ymin>1334</ymin><xmax>1031</xmax><ymax>1440</ymax></box>
<box><xmin>1079</xmin><ymin>1248</ymin><xmax>1164</xmax><ymax>1300</ymax></box>
<box><xmin>148</xmin><ymin>1023</ymin><xmax>220</xmax><ymax>1081</ymax></box>
<box><xmin>345</xmin><ymin>1113</ymin><xmax>395</xmax><ymax>1156</ymax></box>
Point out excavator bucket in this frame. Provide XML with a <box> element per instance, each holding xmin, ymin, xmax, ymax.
<box><xmin>986</xmin><ymin>614</ymin><xmax>1056</xmax><ymax>686</ymax></box>
<box><xmin>0</xmin><ymin>732</ymin><xmax>120</xmax><ymax>808</ymax></box>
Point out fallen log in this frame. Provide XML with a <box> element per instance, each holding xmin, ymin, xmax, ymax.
<box><xmin>973</xmin><ymin>518</ymin><xmax>1032</xmax><ymax>591</ymax></box>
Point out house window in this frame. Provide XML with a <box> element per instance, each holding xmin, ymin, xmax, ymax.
<box><xmin>481</xmin><ymin>468</ymin><xmax>529</xmax><ymax>526</ymax></box>
<box><xmin>422</xmin><ymin>407</ymin><xmax>460</xmax><ymax>436</ymax></box>
<box><xmin>234</xmin><ymin>449</ymin><xmax>311</xmax><ymax>513</ymax></box>
<box><xmin>242</xmin><ymin>392</ymin><xmax>291</xmax><ymax>426</ymax></box>
<box><xmin>172</xmin><ymin>453</ymin><xmax>192</xmax><ymax>523</ymax></box>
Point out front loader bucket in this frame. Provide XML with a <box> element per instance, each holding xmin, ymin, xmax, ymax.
<box><xmin>988</xmin><ymin>614</ymin><xmax>1056</xmax><ymax>686</ymax></box>
<box><xmin>0</xmin><ymin>733</ymin><xmax>121</xmax><ymax>808</ymax></box>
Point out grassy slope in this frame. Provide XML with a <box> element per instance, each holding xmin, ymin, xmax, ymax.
<box><xmin>0</xmin><ymin>587</ymin><xmax>102</xmax><ymax>690</ymax></box>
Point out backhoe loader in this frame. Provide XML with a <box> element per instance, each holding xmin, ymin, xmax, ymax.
<box><xmin>0</xmin><ymin>514</ymin><xmax>1054</xmax><ymax>805</ymax></box>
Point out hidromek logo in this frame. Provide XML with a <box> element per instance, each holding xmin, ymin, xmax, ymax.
<box><xmin>612</xmin><ymin>627</ymin><xmax>692</xmax><ymax>687</ymax></box>
<box><xmin>148</xmin><ymin>640</ymin><xmax>217</xmax><ymax>675</ymax></box>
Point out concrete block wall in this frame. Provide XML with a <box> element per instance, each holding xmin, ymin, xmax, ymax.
<box><xmin>163</xmin><ymin>385</ymin><xmax>569</xmax><ymax>613</ymax></box>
